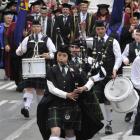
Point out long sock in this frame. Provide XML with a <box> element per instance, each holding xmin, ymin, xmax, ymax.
<box><xmin>65</xmin><ymin>136</ymin><xmax>76</xmax><ymax>140</ymax></box>
<box><xmin>49</xmin><ymin>136</ymin><xmax>60</xmax><ymax>140</ymax></box>
<box><xmin>131</xmin><ymin>108</ymin><xmax>137</xmax><ymax>122</ymax></box>
<box><xmin>36</xmin><ymin>95</ymin><xmax>43</xmax><ymax>103</ymax></box>
<box><xmin>104</xmin><ymin>104</ymin><xmax>112</xmax><ymax>125</ymax></box>
<box><xmin>23</xmin><ymin>92</ymin><xmax>33</xmax><ymax>109</ymax></box>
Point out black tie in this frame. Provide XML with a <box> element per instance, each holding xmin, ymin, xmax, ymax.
<box><xmin>35</xmin><ymin>14</ymin><xmax>38</xmax><ymax>20</ymax></box>
<box><xmin>42</xmin><ymin>18</ymin><xmax>45</xmax><ymax>34</ymax></box>
<box><xmin>137</xmin><ymin>43</ymin><xmax>140</xmax><ymax>50</ymax></box>
<box><xmin>61</xmin><ymin>65</ymin><xmax>66</xmax><ymax>77</ymax></box>
<box><xmin>97</xmin><ymin>38</ymin><xmax>104</xmax><ymax>49</ymax></box>
<box><xmin>35</xmin><ymin>34</ymin><xmax>38</xmax><ymax>42</ymax></box>
<box><xmin>63</xmin><ymin>16</ymin><xmax>67</xmax><ymax>25</ymax></box>
<box><xmin>75</xmin><ymin>57</ymin><xmax>78</xmax><ymax>64</ymax></box>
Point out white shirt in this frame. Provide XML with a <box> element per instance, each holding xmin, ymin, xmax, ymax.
<box><xmin>47</xmin><ymin>64</ymin><xmax>69</xmax><ymax>99</ymax></box>
<box><xmin>47</xmin><ymin>63</ymin><xmax>107</xmax><ymax>98</ymax></box>
<box><xmin>16</xmin><ymin>32</ymin><xmax>56</xmax><ymax>59</ymax></box>
<box><xmin>47</xmin><ymin>80</ymin><xmax>68</xmax><ymax>99</ymax></box>
<box><xmin>31</xmin><ymin>13</ymin><xmax>41</xmax><ymax>20</ymax></box>
<box><xmin>80</xmin><ymin>12</ymin><xmax>87</xmax><ymax>22</ymax></box>
<box><xmin>122</xmin><ymin>42</ymin><xmax>140</xmax><ymax>63</ymax></box>
<box><xmin>131</xmin><ymin>56</ymin><xmax>140</xmax><ymax>90</ymax></box>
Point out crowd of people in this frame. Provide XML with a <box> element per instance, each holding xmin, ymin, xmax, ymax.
<box><xmin>0</xmin><ymin>0</ymin><xmax>140</xmax><ymax>140</ymax></box>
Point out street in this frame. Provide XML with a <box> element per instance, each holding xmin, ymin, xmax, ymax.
<box><xmin>0</xmin><ymin>70</ymin><xmax>136</xmax><ymax>140</ymax></box>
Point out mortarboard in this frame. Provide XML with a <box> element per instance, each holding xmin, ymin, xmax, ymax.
<box><xmin>32</xmin><ymin>20</ymin><xmax>41</xmax><ymax>25</ymax></box>
<box><xmin>97</xmin><ymin>4</ymin><xmax>110</xmax><ymax>9</ymax></box>
<box><xmin>6</xmin><ymin>1</ymin><xmax>17</xmax><ymax>9</ymax></box>
<box><xmin>30</xmin><ymin>1</ymin><xmax>42</xmax><ymax>7</ymax></box>
<box><xmin>80</xmin><ymin>0</ymin><xmax>90</xmax><ymax>5</ymax></box>
<box><xmin>133</xmin><ymin>12</ymin><xmax>140</xmax><ymax>19</ymax></box>
<box><xmin>3</xmin><ymin>10</ymin><xmax>14</xmax><ymax>16</ymax></box>
<box><xmin>95</xmin><ymin>20</ymin><xmax>106</xmax><ymax>27</ymax></box>
<box><xmin>52</xmin><ymin>8</ymin><xmax>62</xmax><ymax>14</ymax></box>
<box><xmin>62</xmin><ymin>3</ymin><xmax>72</xmax><ymax>9</ymax></box>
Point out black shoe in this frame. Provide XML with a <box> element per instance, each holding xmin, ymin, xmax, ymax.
<box><xmin>125</xmin><ymin>112</ymin><xmax>133</xmax><ymax>122</ymax></box>
<box><xmin>21</xmin><ymin>107</ymin><xmax>29</xmax><ymax>118</ymax></box>
<box><xmin>105</xmin><ymin>125</ymin><xmax>113</xmax><ymax>135</ymax></box>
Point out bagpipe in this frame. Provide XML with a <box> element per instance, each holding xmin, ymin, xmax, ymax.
<box><xmin>55</xmin><ymin>27</ymin><xmax>65</xmax><ymax>49</ymax></box>
<box><xmin>54</xmin><ymin>16</ymin><xmax>107</xmax><ymax>81</ymax></box>
<box><xmin>70</xmin><ymin>37</ymin><xmax>106</xmax><ymax>81</ymax></box>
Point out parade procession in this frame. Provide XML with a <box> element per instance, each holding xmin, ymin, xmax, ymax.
<box><xmin>1</xmin><ymin>0</ymin><xmax>140</xmax><ymax>140</ymax></box>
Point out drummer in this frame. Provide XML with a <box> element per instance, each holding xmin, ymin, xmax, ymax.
<box><xmin>122</xmin><ymin>25</ymin><xmax>140</xmax><ymax>122</ymax></box>
<box><xmin>122</xmin><ymin>26</ymin><xmax>140</xmax><ymax>66</ymax></box>
<box><xmin>87</xmin><ymin>20</ymin><xmax>122</xmax><ymax>135</ymax></box>
<box><xmin>131</xmin><ymin>56</ymin><xmax>140</xmax><ymax>135</ymax></box>
<box><xmin>16</xmin><ymin>20</ymin><xmax>56</xmax><ymax>118</ymax></box>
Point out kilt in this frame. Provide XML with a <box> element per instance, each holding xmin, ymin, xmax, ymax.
<box><xmin>92</xmin><ymin>77</ymin><xmax>111</xmax><ymax>104</ymax></box>
<box><xmin>18</xmin><ymin>78</ymin><xmax>46</xmax><ymax>89</ymax></box>
<box><xmin>37</xmin><ymin>93</ymin><xmax>104</xmax><ymax>140</ymax></box>
<box><xmin>47</xmin><ymin>104</ymin><xmax>82</xmax><ymax>131</ymax></box>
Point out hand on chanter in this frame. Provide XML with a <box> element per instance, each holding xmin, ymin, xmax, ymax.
<box><xmin>66</xmin><ymin>92</ymin><xmax>79</xmax><ymax>101</ymax></box>
<box><xmin>73</xmin><ymin>86</ymin><xmax>88</xmax><ymax>94</ymax></box>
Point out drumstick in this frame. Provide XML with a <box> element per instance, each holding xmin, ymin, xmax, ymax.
<box><xmin>112</xmin><ymin>78</ymin><xmax>115</xmax><ymax>87</ymax></box>
<box><xmin>38</xmin><ymin>54</ymin><xmax>43</xmax><ymax>57</ymax></box>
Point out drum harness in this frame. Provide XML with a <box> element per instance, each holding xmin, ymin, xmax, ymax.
<box><xmin>55</xmin><ymin>27</ymin><xmax>65</xmax><ymax>49</ymax></box>
<box><xmin>22</xmin><ymin>35</ymin><xmax>48</xmax><ymax>74</ymax></box>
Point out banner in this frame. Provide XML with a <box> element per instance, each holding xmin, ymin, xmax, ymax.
<box><xmin>14</xmin><ymin>0</ymin><xmax>29</xmax><ymax>46</ymax></box>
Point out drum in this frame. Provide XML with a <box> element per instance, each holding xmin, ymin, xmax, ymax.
<box><xmin>86</xmin><ymin>37</ymin><xmax>93</xmax><ymax>49</ymax></box>
<box><xmin>122</xmin><ymin>66</ymin><xmax>131</xmax><ymax>79</ymax></box>
<box><xmin>104</xmin><ymin>77</ymin><xmax>139</xmax><ymax>113</ymax></box>
<box><xmin>22</xmin><ymin>58</ymin><xmax>46</xmax><ymax>79</ymax></box>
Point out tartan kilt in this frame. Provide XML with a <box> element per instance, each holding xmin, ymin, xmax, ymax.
<box><xmin>92</xmin><ymin>82</ymin><xmax>106</xmax><ymax>103</ymax></box>
<box><xmin>79</xmin><ymin>91</ymin><xmax>104</xmax><ymax>122</ymax></box>
<box><xmin>19</xmin><ymin>78</ymin><xmax>46</xmax><ymax>89</ymax></box>
<box><xmin>47</xmin><ymin>104</ymin><xmax>82</xmax><ymax>131</ymax></box>
<box><xmin>92</xmin><ymin>78</ymin><xmax>111</xmax><ymax>104</ymax></box>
